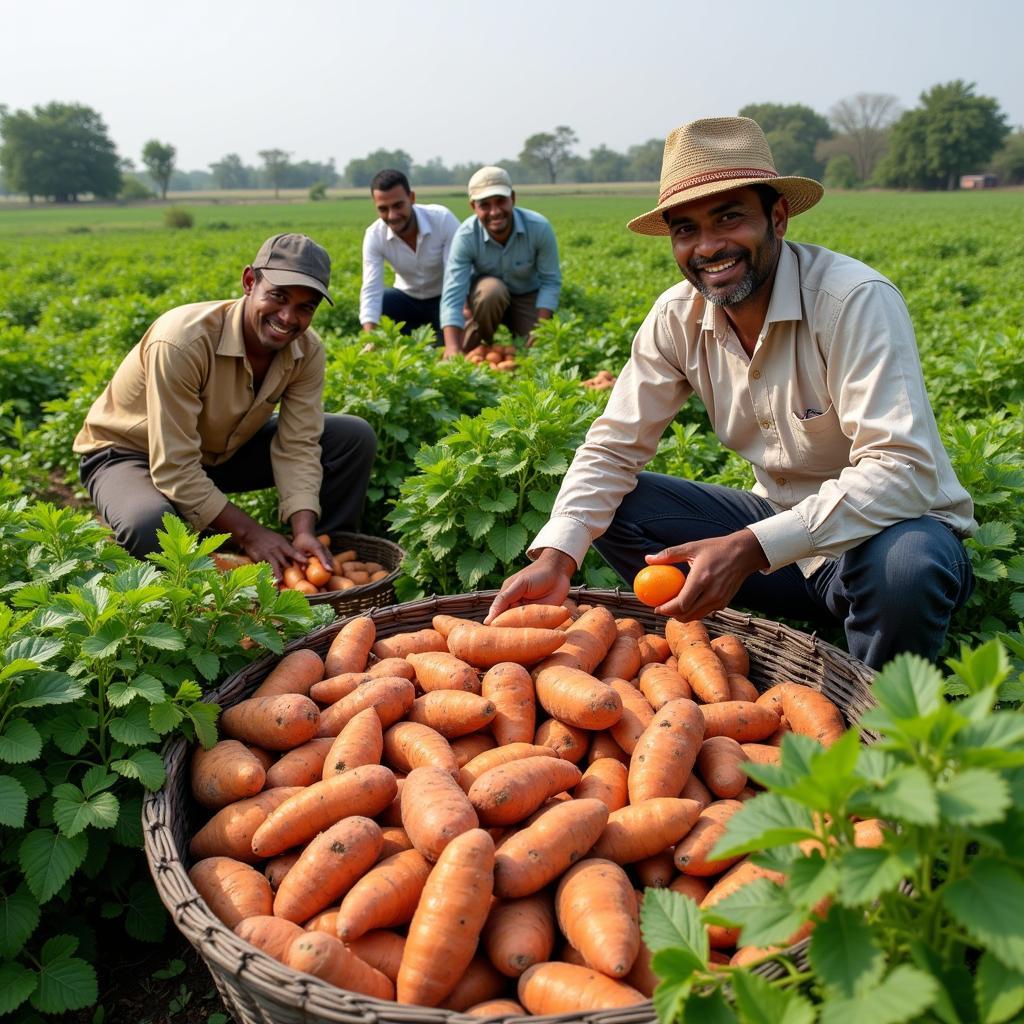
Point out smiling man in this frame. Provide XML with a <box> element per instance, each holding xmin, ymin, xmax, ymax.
<box><xmin>74</xmin><ymin>233</ymin><xmax>376</xmax><ymax>577</ymax></box>
<box><xmin>487</xmin><ymin>117</ymin><xmax>976</xmax><ymax>669</ymax></box>
<box><xmin>359</xmin><ymin>169</ymin><xmax>460</xmax><ymax>337</ymax></box>
<box><xmin>439</xmin><ymin>165</ymin><xmax>561</xmax><ymax>357</ymax></box>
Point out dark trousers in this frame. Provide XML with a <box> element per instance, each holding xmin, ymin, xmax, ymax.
<box><xmin>593</xmin><ymin>472</ymin><xmax>974</xmax><ymax>670</ymax></box>
<box><xmin>463</xmin><ymin>278</ymin><xmax>540</xmax><ymax>349</ymax></box>
<box><xmin>381</xmin><ymin>287</ymin><xmax>442</xmax><ymax>338</ymax></box>
<box><xmin>79</xmin><ymin>414</ymin><xmax>377</xmax><ymax>559</ymax></box>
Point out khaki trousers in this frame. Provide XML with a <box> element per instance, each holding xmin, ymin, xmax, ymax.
<box><xmin>463</xmin><ymin>277</ymin><xmax>540</xmax><ymax>349</ymax></box>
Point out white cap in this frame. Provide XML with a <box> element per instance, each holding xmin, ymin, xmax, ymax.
<box><xmin>468</xmin><ymin>165</ymin><xmax>513</xmax><ymax>202</ymax></box>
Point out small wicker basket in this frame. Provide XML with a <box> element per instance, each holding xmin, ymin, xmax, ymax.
<box><xmin>143</xmin><ymin>590</ymin><xmax>876</xmax><ymax>1024</ymax></box>
<box><xmin>304</xmin><ymin>532</ymin><xmax>405</xmax><ymax>617</ymax></box>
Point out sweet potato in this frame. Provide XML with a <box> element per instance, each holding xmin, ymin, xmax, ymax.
<box><xmin>190</xmin><ymin>739</ymin><xmax>267</xmax><ymax>810</ymax></box>
<box><xmin>316</xmin><ymin>676</ymin><xmax>415</xmax><ymax>737</ymax></box>
<box><xmin>250</xmin><ymin>763</ymin><xmax>397</xmax><ymax>857</ymax></box>
<box><xmin>335</xmin><ymin>847</ymin><xmax>431</xmax><ymax>939</ymax></box>
<box><xmin>219</xmin><ymin>694</ymin><xmax>320</xmax><ymax>751</ymax></box>
<box><xmin>383</xmin><ymin>721</ymin><xmax>459</xmax><ymax>777</ymax></box>
<box><xmin>700</xmin><ymin>700</ymin><xmax>780</xmax><ymax>742</ymax></box>
<box><xmin>771</xmin><ymin>682</ymin><xmax>846</xmax><ymax>747</ymax></box>
<box><xmin>458</xmin><ymin>742</ymin><xmax>558</xmax><ymax>792</ymax></box>
<box><xmin>607</xmin><ymin>678</ymin><xmax>655</xmax><ymax>753</ymax></box>
<box><xmin>701</xmin><ymin>857</ymin><xmax>788</xmax><ymax>948</ymax></box>
<box><xmin>265</xmin><ymin>737</ymin><xmax>334</xmax><ymax>788</ymax></box>
<box><xmin>741</xmin><ymin>742</ymin><xmax>782</xmax><ymax>766</ymax></box>
<box><xmin>466</xmin><ymin>999</ymin><xmax>526</xmax><ymax>1017</ymax></box>
<box><xmin>189</xmin><ymin>856</ymin><xmax>272</xmax><ymax>928</ymax></box>
<box><xmin>450</xmin><ymin>732</ymin><xmax>497</xmax><ymax>767</ymax></box>
<box><xmin>446</xmin><ymin>622</ymin><xmax>565</xmax><ymax>669</ymax></box>
<box><xmin>517</xmin><ymin>962</ymin><xmax>645</xmax><ymax>1014</ymax></box>
<box><xmin>633</xmin><ymin>848</ymin><xmax>678</xmax><ymax>889</ymax></box>
<box><xmin>468</xmin><ymin>756</ymin><xmax>582</xmax><ymax>826</ymax></box>
<box><xmin>533</xmin><ymin>605</ymin><xmax>618</xmax><ymax>674</ymax></box>
<box><xmin>673</xmin><ymin>799</ymin><xmax>746</xmax><ymax>876</ymax></box>
<box><xmin>263</xmin><ymin>850</ymin><xmax>302</xmax><ymax>891</ymax></box>
<box><xmin>727</xmin><ymin>673</ymin><xmax>761</xmax><ymax>702</ymax></box>
<box><xmin>591</xmin><ymin>797</ymin><xmax>702</xmax><ymax>864</ymax></box>
<box><xmin>406</xmin><ymin>651</ymin><xmax>482</xmax><ymax>694</ymax></box>
<box><xmin>494</xmin><ymin>798</ymin><xmax>609</xmax><ymax>899</ymax></box>
<box><xmin>483</xmin><ymin>893</ymin><xmax>556</xmax><ymax>978</ymax></box>
<box><xmin>665</xmin><ymin>619</ymin><xmax>731</xmax><ymax>703</ymax></box>
<box><xmin>324</xmin><ymin>616</ymin><xmax>376</xmax><ymax>677</ymax></box>
<box><xmin>696</xmin><ymin>735</ymin><xmax>748</xmax><ymax>798</ymax></box>
<box><xmin>638</xmin><ymin>634</ymin><xmax>671</xmax><ymax>666</ymax></box>
<box><xmin>587</xmin><ymin>730</ymin><xmax>630</xmax><ymax>765</ymax></box>
<box><xmin>638</xmin><ymin>662</ymin><xmax>692</xmax><ymax>708</ymax></box>
<box><xmin>437</xmin><ymin>955</ymin><xmax>507</xmax><ymax>1012</ymax></box>
<box><xmin>710</xmin><ymin>634</ymin><xmax>750</xmax><ymax>676</ymax></box>
<box><xmin>533</xmin><ymin>718</ymin><xmax>590</xmax><ymax>763</ymax></box>
<box><xmin>397</xmin><ymin>828</ymin><xmax>495</xmax><ymax>1006</ymax></box>
<box><xmin>481</xmin><ymin>662</ymin><xmax>536</xmax><ymax>745</ymax></box>
<box><xmin>534</xmin><ymin>666</ymin><xmax>623</xmax><ymax>730</ymax></box>
<box><xmin>371</xmin><ymin>628</ymin><xmax>447</xmax><ymax>661</ymax></box>
<box><xmin>670</xmin><ymin>874</ymin><xmax>712</xmax><ymax>903</ymax></box>
<box><xmin>234</xmin><ymin>915</ymin><xmax>304</xmax><ymax>963</ymax></box>
<box><xmin>400</xmin><ymin>765</ymin><xmax>479</xmax><ymax>860</ymax></box>
<box><xmin>189</xmin><ymin>786</ymin><xmax>301</xmax><ymax>862</ymax></box>
<box><xmin>346</xmin><ymin>930</ymin><xmax>406</xmax><ymax>983</ymax></box>
<box><xmin>627</xmin><ymin>698</ymin><xmax>705</xmax><ymax>804</ymax></box>
<box><xmin>407</xmin><ymin>690</ymin><xmax>496</xmax><ymax>737</ymax></box>
<box><xmin>595</xmin><ymin>634</ymin><xmax>642</xmax><ymax>682</ymax></box>
<box><xmin>574</xmin><ymin>757</ymin><xmax>629</xmax><ymax>812</ymax></box>
<box><xmin>321</xmin><ymin>706</ymin><xmax>383</xmax><ymax>778</ymax></box>
<box><xmin>490</xmin><ymin>604</ymin><xmax>570</xmax><ymax>629</ymax></box>
<box><xmin>251</xmin><ymin>648</ymin><xmax>325</xmax><ymax>698</ymax></box>
<box><xmin>285</xmin><ymin>931</ymin><xmax>393</xmax><ymax>1000</ymax></box>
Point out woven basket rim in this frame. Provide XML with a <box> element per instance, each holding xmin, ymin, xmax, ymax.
<box><xmin>144</xmin><ymin>590</ymin><xmax>876</xmax><ymax>1024</ymax></box>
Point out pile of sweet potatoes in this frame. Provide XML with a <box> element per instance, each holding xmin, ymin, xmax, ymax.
<box><xmin>186</xmin><ymin>601</ymin><xmax>867</xmax><ymax>1015</ymax></box>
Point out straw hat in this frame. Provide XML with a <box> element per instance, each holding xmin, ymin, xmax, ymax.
<box><xmin>627</xmin><ymin>117</ymin><xmax>824</xmax><ymax>236</ymax></box>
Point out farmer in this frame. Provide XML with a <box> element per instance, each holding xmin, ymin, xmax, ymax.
<box><xmin>359</xmin><ymin>168</ymin><xmax>461</xmax><ymax>337</ymax></box>
<box><xmin>439</xmin><ymin>165</ymin><xmax>562</xmax><ymax>357</ymax></box>
<box><xmin>74</xmin><ymin>233</ymin><xmax>377</xmax><ymax>579</ymax></box>
<box><xmin>487</xmin><ymin>117</ymin><xmax>976</xmax><ymax>669</ymax></box>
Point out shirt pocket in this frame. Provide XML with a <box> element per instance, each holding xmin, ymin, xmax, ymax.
<box><xmin>788</xmin><ymin>404</ymin><xmax>851</xmax><ymax>472</ymax></box>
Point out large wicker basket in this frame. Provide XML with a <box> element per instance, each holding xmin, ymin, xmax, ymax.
<box><xmin>143</xmin><ymin>590</ymin><xmax>877</xmax><ymax>1024</ymax></box>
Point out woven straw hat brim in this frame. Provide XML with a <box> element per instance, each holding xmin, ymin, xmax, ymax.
<box><xmin>628</xmin><ymin>175</ymin><xmax>824</xmax><ymax>236</ymax></box>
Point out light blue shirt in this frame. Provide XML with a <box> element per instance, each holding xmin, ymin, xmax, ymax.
<box><xmin>440</xmin><ymin>207</ymin><xmax>562</xmax><ymax>329</ymax></box>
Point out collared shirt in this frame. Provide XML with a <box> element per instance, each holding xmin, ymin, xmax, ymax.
<box><xmin>359</xmin><ymin>203</ymin><xmax>461</xmax><ymax>324</ymax></box>
<box><xmin>440</xmin><ymin>206</ymin><xmax>562</xmax><ymax>329</ymax></box>
<box><xmin>73</xmin><ymin>298</ymin><xmax>326</xmax><ymax>530</ymax></box>
<box><xmin>530</xmin><ymin>241</ymin><xmax>976</xmax><ymax>577</ymax></box>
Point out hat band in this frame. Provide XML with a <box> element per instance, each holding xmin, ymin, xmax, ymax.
<box><xmin>659</xmin><ymin>167</ymin><xmax>779</xmax><ymax>205</ymax></box>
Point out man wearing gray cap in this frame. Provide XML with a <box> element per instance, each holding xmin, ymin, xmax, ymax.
<box><xmin>439</xmin><ymin>166</ymin><xmax>561</xmax><ymax>357</ymax></box>
<box><xmin>74</xmin><ymin>233</ymin><xmax>377</xmax><ymax>579</ymax></box>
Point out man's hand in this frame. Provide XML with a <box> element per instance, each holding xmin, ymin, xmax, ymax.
<box><xmin>291</xmin><ymin>530</ymin><xmax>334</xmax><ymax>576</ymax></box>
<box><xmin>485</xmin><ymin>548</ymin><xmax>577</xmax><ymax>623</ymax></box>
<box><xmin>525</xmin><ymin>308</ymin><xmax>554</xmax><ymax>348</ymax></box>
<box><xmin>646</xmin><ymin>528</ymin><xmax>769</xmax><ymax>621</ymax></box>
<box><xmin>237</xmin><ymin>524</ymin><xmax>309</xmax><ymax>581</ymax></box>
<box><xmin>361</xmin><ymin>322</ymin><xmax>377</xmax><ymax>333</ymax></box>
<box><xmin>442</xmin><ymin>324</ymin><xmax>464</xmax><ymax>360</ymax></box>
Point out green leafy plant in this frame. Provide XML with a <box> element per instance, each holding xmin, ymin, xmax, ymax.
<box><xmin>642</xmin><ymin>639</ymin><xmax>1024</xmax><ymax>1024</ymax></box>
<box><xmin>0</xmin><ymin>503</ymin><xmax>320</xmax><ymax>1018</ymax></box>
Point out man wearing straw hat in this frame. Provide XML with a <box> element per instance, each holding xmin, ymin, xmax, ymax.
<box><xmin>487</xmin><ymin>117</ymin><xmax>975</xmax><ymax>669</ymax></box>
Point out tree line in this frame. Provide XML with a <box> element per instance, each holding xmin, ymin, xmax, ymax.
<box><xmin>2</xmin><ymin>81</ymin><xmax>1022</xmax><ymax>203</ymax></box>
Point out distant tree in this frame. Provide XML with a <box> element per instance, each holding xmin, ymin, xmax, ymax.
<box><xmin>120</xmin><ymin>176</ymin><xmax>155</xmax><ymax>201</ymax></box>
<box><xmin>0</xmin><ymin>101</ymin><xmax>121</xmax><ymax>202</ymax></box>
<box><xmin>141</xmin><ymin>139</ymin><xmax>176</xmax><ymax>200</ymax></box>
<box><xmin>411</xmin><ymin>156</ymin><xmax>455</xmax><ymax>186</ymax></box>
<box><xmin>283</xmin><ymin>159</ymin><xmax>338</xmax><ymax>189</ymax></box>
<box><xmin>877</xmin><ymin>81</ymin><xmax>1009</xmax><ymax>190</ymax></box>
<box><xmin>817</xmin><ymin>93</ymin><xmax>900</xmax><ymax>183</ymax></box>
<box><xmin>209</xmin><ymin>153</ymin><xmax>254</xmax><ymax>190</ymax></box>
<box><xmin>738</xmin><ymin>102</ymin><xmax>832</xmax><ymax>178</ymax></box>
<box><xmin>990</xmin><ymin>130</ymin><xmax>1024</xmax><ymax>185</ymax></box>
<box><xmin>258</xmin><ymin>148</ymin><xmax>292</xmax><ymax>197</ymax></box>
<box><xmin>626</xmin><ymin>139</ymin><xmax>663</xmax><ymax>181</ymax></box>
<box><xmin>344</xmin><ymin>149</ymin><xmax>413</xmax><ymax>188</ymax></box>
<box><xmin>588</xmin><ymin>145</ymin><xmax>629</xmax><ymax>182</ymax></box>
<box><xmin>519</xmin><ymin>125</ymin><xmax>579</xmax><ymax>183</ymax></box>
<box><xmin>824</xmin><ymin>154</ymin><xmax>858</xmax><ymax>190</ymax></box>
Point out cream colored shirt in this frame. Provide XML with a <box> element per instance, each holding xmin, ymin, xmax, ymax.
<box><xmin>74</xmin><ymin>298</ymin><xmax>326</xmax><ymax>530</ymax></box>
<box><xmin>530</xmin><ymin>241</ymin><xmax>975</xmax><ymax>577</ymax></box>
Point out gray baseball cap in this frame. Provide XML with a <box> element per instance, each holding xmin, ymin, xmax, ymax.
<box><xmin>252</xmin><ymin>233</ymin><xmax>333</xmax><ymax>305</ymax></box>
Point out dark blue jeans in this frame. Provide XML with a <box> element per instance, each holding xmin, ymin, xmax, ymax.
<box><xmin>592</xmin><ymin>473</ymin><xmax>974</xmax><ymax>670</ymax></box>
<box><xmin>381</xmin><ymin>287</ymin><xmax>442</xmax><ymax>340</ymax></box>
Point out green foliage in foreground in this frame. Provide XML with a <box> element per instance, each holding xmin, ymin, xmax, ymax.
<box><xmin>644</xmin><ymin>639</ymin><xmax>1024</xmax><ymax>1024</ymax></box>
<box><xmin>0</xmin><ymin>502</ymin><xmax>326</xmax><ymax>1018</ymax></box>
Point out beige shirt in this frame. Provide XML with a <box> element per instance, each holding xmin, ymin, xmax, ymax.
<box><xmin>531</xmin><ymin>241</ymin><xmax>975</xmax><ymax>577</ymax></box>
<box><xmin>74</xmin><ymin>298</ymin><xmax>326</xmax><ymax>530</ymax></box>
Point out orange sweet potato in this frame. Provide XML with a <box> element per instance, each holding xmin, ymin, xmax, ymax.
<box><xmin>219</xmin><ymin>694</ymin><xmax>320</xmax><ymax>751</ymax></box>
<box><xmin>627</xmin><ymin>698</ymin><xmax>705</xmax><ymax>804</ymax></box>
<box><xmin>190</xmin><ymin>739</ymin><xmax>267</xmax><ymax>810</ymax></box>
<box><xmin>189</xmin><ymin>856</ymin><xmax>273</xmax><ymax>928</ymax></box>
<box><xmin>251</xmin><ymin>648</ymin><xmax>325</xmax><ymax>698</ymax></box>
<box><xmin>324</xmin><ymin>616</ymin><xmax>376</xmax><ymax>677</ymax></box>
<box><xmin>335</xmin><ymin>847</ymin><xmax>432</xmax><ymax>940</ymax></box>
<box><xmin>591</xmin><ymin>797</ymin><xmax>702</xmax><ymax>864</ymax></box>
<box><xmin>534</xmin><ymin>666</ymin><xmax>623</xmax><ymax>730</ymax></box>
<box><xmin>481</xmin><ymin>662</ymin><xmax>536</xmax><ymax>745</ymax></box>
<box><xmin>400</xmin><ymin>765</ymin><xmax>479</xmax><ymax>861</ymax></box>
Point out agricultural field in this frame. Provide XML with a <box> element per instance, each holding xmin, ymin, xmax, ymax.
<box><xmin>1</xmin><ymin>189</ymin><xmax>1023</xmax><ymax>1020</ymax></box>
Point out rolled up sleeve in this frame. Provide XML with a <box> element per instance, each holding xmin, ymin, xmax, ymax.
<box><xmin>271</xmin><ymin>343</ymin><xmax>326</xmax><ymax>525</ymax></box>
<box><xmin>534</xmin><ymin>221</ymin><xmax>562</xmax><ymax>312</ymax></box>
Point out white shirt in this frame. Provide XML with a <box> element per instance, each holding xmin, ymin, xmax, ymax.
<box><xmin>359</xmin><ymin>203</ymin><xmax>461</xmax><ymax>324</ymax></box>
<box><xmin>530</xmin><ymin>241</ymin><xmax>975</xmax><ymax>578</ymax></box>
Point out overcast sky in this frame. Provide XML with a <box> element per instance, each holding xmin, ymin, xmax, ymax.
<box><xmin>4</xmin><ymin>0</ymin><xmax>1021</xmax><ymax>173</ymax></box>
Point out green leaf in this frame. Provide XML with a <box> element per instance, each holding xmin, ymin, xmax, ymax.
<box><xmin>478</xmin><ymin>488</ymin><xmax>516</xmax><ymax>513</ymax></box>
<box><xmin>123</xmin><ymin>879</ymin><xmax>167</xmax><ymax>942</ymax></box>
<box><xmin>52</xmin><ymin>784</ymin><xmax>120</xmax><ymax>837</ymax></box>
<box><xmin>7</xmin><ymin>764</ymin><xmax>46</xmax><ymax>800</ymax></box>
<box><xmin>683</xmin><ymin>987</ymin><xmax>739</xmax><ymax>1024</ymax></box>
<box><xmin>4</xmin><ymin>636</ymin><xmax>64</xmax><ymax>667</ymax></box>
<box><xmin>185</xmin><ymin>702</ymin><xmax>220</xmax><ymax>750</ymax></box>
<box><xmin>108</xmin><ymin>703</ymin><xmax>160</xmax><ymax>745</ymax></box>
<box><xmin>0</xmin><ymin>719</ymin><xmax>43</xmax><ymax>764</ymax></box>
<box><xmin>80</xmin><ymin>619</ymin><xmax>129</xmax><ymax>659</ymax></box>
<box><xmin>111</xmin><ymin>749</ymin><xmax>165</xmax><ymax>791</ymax></box>
<box><xmin>190</xmin><ymin>649</ymin><xmax>220</xmax><ymax>681</ymax></box>
<box><xmin>0</xmin><ymin>884</ymin><xmax>41</xmax><ymax>958</ymax></box>
<box><xmin>819</xmin><ymin>965</ymin><xmax>937</xmax><ymax>1024</ymax></box>
<box><xmin>135</xmin><ymin>622</ymin><xmax>185</xmax><ymax>651</ymax></box>
<box><xmin>946</xmin><ymin>639</ymin><xmax>1011</xmax><ymax>696</ymax></box>
<box><xmin>12</xmin><ymin>671</ymin><xmax>86</xmax><ymax>709</ymax></box>
<box><xmin>942</xmin><ymin>859</ymin><xmax>1024</xmax><ymax>971</ymax></box>
<box><xmin>786</xmin><ymin>852</ymin><xmax>840</xmax><ymax>911</ymax></box>
<box><xmin>486</xmin><ymin>523</ymin><xmax>528</xmax><ymax>563</ymax></box>
<box><xmin>868</xmin><ymin>653</ymin><xmax>943</xmax><ymax>720</ymax></box>
<box><xmin>709</xmin><ymin>877</ymin><xmax>808</xmax><ymax>949</ymax></box>
<box><xmin>976</xmin><ymin>950</ymin><xmax>1024</xmax><ymax>1024</ymax></box>
<box><xmin>148</xmin><ymin>699</ymin><xmax>185</xmax><ymax>735</ymax></box>
<box><xmin>972</xmin><ymin>521</ymin><xmax>1016</xmax><ymax>549</ymax></box>
<box><xmin>527</xmin><ymin>488</ymin><xmax>556</xmax><ymax>514</ymax></box>
<box><xmin>113</xmin><ymin>795</ymin><xmax>144</xmax><ymax>848</ymax></box>
<box><xmin>640</xmin><ymin>886</ymin><xmax>709</xmax><ymax>962</ymax></box>
<box><xmin>30</xmin><ymin>934</ymin><xmax>98</xmax><ymax>1013</ymax></box>
<box><xmin>47</xmin><ymin>709</ymin><xmax>91</xmax><ymax>756</ymax></box>
<box><xmin>854</xmin><ymin>765</ymin><xmax>939</xmax><ymax>826</ymax></box>
<box><xmin>651</xmin><ymin>971</ymin><xmax>693</xmax><ymax>1024</ymax></box>
<box><xmin>464</xmin><ymin>508</ymin><xmax>496</xmax><ymax>541</ymax></box>
<box><xmin>18</xmin><ymin>829</ymin><xmax>89</xmax><ymax>903</ymax></box>
<box><xmin>0</xmin><ymin>961</ymin><xmax>37</xmax><ymax>1015</ymax></box>
<box><xmin>936</xmin><ymin>768</ymin><xmax>1011</xmax><ymax>826</ymax></box>
<box><xmin>107</xmin><ymin>672</ymin><xmax>166</xmax><ymax>708</ymax></box>
<box><xmin>837</xmin><ymin>847</ymin><xmax>919</xmax><ymax>906</ymax></box>
<box><xmin>710</xmin><ymin>793</ymin><xmax>817</xmax><ymax>859</ymax></box>
<box><xmin>809</xmin><ymin>904</ymin><xmax>884</xmax><ymax>998</ymax></box>
<box><xmin>0</xmin><ymin>773</ymin><xmax>29</xmax><ymax>827</ymax></box>
<box><xmin>732</xmin><ymin>969</ymin><xmax>816</xmax><ymax>1024</ymax></box>
<box><xmin>456</xmin><ymin>549</ymin><xmax>498</xmax><ymax>590</ymax></box>
<box><xmin>81</xmin><ymin>766</ymin><xmax>117</xmax><ymax>797</ymax></box>
<box><xmin>534</xmin><ymin>451</ymin><xmax>569</xmax><ymax>475</ymax></box>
